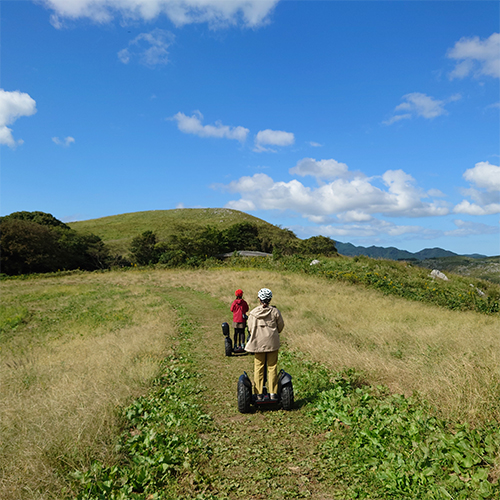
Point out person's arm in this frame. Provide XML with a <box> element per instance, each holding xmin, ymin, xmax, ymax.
<box><xmin>276</xmin><ymin>309</ymin><xmax>284</xmax><ymax>333</ymax></box>
<box><xmin>247</xmin><ymin>313</ymin><xmax>255</xmax><ymax>336</ymax></box>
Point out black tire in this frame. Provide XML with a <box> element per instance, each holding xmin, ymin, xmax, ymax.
<box><xmin>238</xmin><ymin>379</ymin><xmax>252</xmax><ymax>413</ymax></box>
<box><xmin>281</xmin><ymin>384</ymin><xmax>294</xmax><ymax>411</ymax></box>
<box><xmin>225</xmin><ymin>337</ymin><xmax>233</xmax><ymax>357</ymax></box>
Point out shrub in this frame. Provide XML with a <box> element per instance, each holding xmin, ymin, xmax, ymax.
<box><xmin>129</xmin><ymin>230</ymin><xmax>160</xmax><ymax>265</ymax></box>
<box><xmin>0</xmin><ymin>213</ymin><xmax>112</xmax><ymax>275</ymax></box>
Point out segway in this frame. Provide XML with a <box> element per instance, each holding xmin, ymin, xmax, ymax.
<box><xmin>237</xmin><ymin>356</ymin><xmax>294</xmax><ymax>413</ymax></box>
<box><xmin>222</xmin><ymin>322</ymin><xmax>249</xmax><ymax>356</ymax></box>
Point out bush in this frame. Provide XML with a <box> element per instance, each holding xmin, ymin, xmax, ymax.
<box><xmin>0</xmin><ymin>213</ymin><xmax>112</xmax><ymax>275</ymax></box>
<box><xmin>129</xmin><ymin>230</ymin><xmax>160</xmax><ymax>265</ymax></box>
<box><xmin>300</xmin><ymin>235</ymin><xmax>338</xmax><ymax>256</ymax></box>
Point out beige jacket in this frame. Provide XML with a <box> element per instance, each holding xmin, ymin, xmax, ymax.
<box><xmin>245</xmin><ymin>304</ymin><xmax>284</xmax><ymax>353</ymax></box>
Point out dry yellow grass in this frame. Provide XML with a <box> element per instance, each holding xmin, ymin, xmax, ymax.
<box><xmin>153</xmin><ymin>268</ymin><xmax>500</xmax><ymax>423</ymax></box>
<box><xmin>0</xmin><ymin>272</ymin><xmax>177</xmax><ymax>499</ymax></box>
<box><xmin>1</xmin><ymin>267</ymin><xmax>498</xmax><ymax>498</ymax></box>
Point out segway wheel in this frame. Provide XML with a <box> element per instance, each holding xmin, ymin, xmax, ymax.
<box><xmin>225</xmin><ymin>337</ymin><xmax>233</xmax><ymax>357</ymax></box>
<box><xmin>281</xmin><ymin>384</ymin><xmax>294</xmax><ymax>411</ymax></box>
<box><xmin>237</xmin><ymin>379</ymin><xmax>252</xmax><ymax>413</ymax></box>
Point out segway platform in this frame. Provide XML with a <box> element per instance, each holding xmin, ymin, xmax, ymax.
<box><xmin>222</xmin><ymin>322</ymin><xmax>249</xmax><ymax>356</ymax></box>
<box><xmin>237</xmin><ymin>369</ymin><xmax>294</xmax><ymax>413</ymax></box>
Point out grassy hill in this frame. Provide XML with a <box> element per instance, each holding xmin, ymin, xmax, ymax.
<box><xmin>69</xmin><ymin>209</ymin><xmax>499</xmax><ymax>284</ymax></box>
<box><xmin>68</xmin><ymin>208</ymin><xmax>290</xmax><ymax>255</ymax></box>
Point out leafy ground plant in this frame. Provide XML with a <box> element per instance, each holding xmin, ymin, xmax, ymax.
<box><xmin>308</xmin><ymin>368</ymin><xmax>500</xmax><ymax>499</ymax></box>
<box><xmin>73</xmin><ymin>356</ymin><xmax>212</xmax><ymax>499</ymax></box>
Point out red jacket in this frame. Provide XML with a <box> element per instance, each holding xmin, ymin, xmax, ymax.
<box><xmin>231</xmin><ymin>298</ymin><xmax>249</xmax><ymax>324</ymax></box>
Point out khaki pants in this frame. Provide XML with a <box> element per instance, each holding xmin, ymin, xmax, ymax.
<box><xmin>254</xmin><ymin>350</ymin><xmax>279</xmax><ymax>395</ymax></box>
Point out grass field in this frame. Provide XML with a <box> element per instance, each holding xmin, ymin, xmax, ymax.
<box><xmin>1</xmin><ymin>268</ymin><xmax>499</xmax><ymax>499</ymax></box>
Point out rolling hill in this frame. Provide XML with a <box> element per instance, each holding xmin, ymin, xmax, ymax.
<box><xmin>68</xmin><ymin>208</ymin><xmax>292</xmax><ymax>255</ymax></box>
<box><xmin>69</xmin><ymin>209</ymin><xmax>499</xmax><ymax>283</ymax></box>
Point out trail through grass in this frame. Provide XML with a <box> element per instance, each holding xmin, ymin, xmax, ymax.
<box><xmin>74</xmin><ymin>279</ymin><xmax>500</xmax><ymax>499</ymax></box>
<box><xmin>2</xmin><ymin>269</ymin><xmax>499</xmax><ymax>499</ymax></box>
<box><xmin>159</xmin><ymin>286</ymin><xmax>335</xmax><ymax>499</ymax></box>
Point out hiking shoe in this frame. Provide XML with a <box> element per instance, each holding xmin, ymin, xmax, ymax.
<box><xmin>270</xmin><ymin>393</ymin><xmax>278</xmax><ymax>401</ymax></box>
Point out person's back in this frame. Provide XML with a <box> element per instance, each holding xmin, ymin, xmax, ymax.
<box><xmin>245</xmin><ymin>288</ymin><xmax>284</xmax><ymax>401</ymax></box>
<box><xmin>230</xmin><ymin>289</ymin><xmax>248</xmax><ymax>348</ymax></box>
<box><xmin>245</xmin><ymin>304</ymin><xmax>283</xmax><ymax>353</ymax></box>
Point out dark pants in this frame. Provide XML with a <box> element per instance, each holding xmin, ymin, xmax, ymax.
<box><xmin>234</xmin><ymin>327</ymin><xmax>245</xmax><ymax>346</ymax></box>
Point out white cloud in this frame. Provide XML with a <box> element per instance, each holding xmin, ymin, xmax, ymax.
<box><xmin>0</xmin><ymin>89</ymin><xmax>37</xmax><ymax>148</ymax></box>
<box><xmin>384</xmin><ymin>92</ymin><xmax>462</xmax><ymax>125</ymax></box>
<box><xmin>401</xmin><ymin>92</ymin><xmax>445</xmax><ymax>116</ymax></box>
<box><xmin>290</xmin><ymin>158</ymin><xmax>349</xmax><ymax>181</ymax></box>
<box><xmin>454</xmin><ymin>161</ymin><xmax>500</xmax><ymax>215</ymax></box>
<box><xmin>254</xmin><ymin>129</ymin><xmax>295</xmax><ymax>152</ymax></box>
<box><xmin>382</xmin><ymin>113</ymin><xmax>411</xmax><ymax>126</ymax></box>
<box><xmin>221</xmin><ymin>158</ymin><xmax>449</xmax><ymax>221</ymax></box>
<box><xmin>41</xmin><ymin>0</ymin><xmax>279</xmax><ymax>29</ymax></box>
<box><xmin>309</xmin><ymin>141</ymin><xmax>322</xmax><ymax>148</ymax></box>
<box><xmin>463</xmin><ymin>161</ymin><xmax>500</xmax><ymax>191</ymax></box>
<box><xmin>52</xmin><ymin>136</ymin><xmax>75</xmax><ymax>147</ymax></box>
<box><xmin>171</xmin><ymin>111</ymin><xmax>249</xmax><ymax>142</ymax></box>
<box><xmin>118</xmin><ymin>29</ymin><xmax>174</xmax><ymax>67</ymax></box>
<box><xmin>447</xmin><ymin>33</ymin><xmax>500</xmax><ymax>79</ymax></box>
<box><xmin>445</xmin><ymin>219</ymin><xmax>499</xmax><ymax>237</ymax></box>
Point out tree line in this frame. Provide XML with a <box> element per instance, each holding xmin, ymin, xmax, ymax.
<box><xmin>0</xmin><ymin>211</ymin><xmax>337</xmax><ymax>275</ymax></box>
<box><xmin>128</xmin><ymin>222</ymin><xmax>337</xmax><ymax>266</ymax></box>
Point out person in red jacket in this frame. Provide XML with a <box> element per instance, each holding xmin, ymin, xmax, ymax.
<box><xmin>230</xmin><ymin>289</ymin><xmax>249</xmax><ymax>349</ymax></box>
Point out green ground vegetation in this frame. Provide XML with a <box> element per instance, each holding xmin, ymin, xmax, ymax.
<box><xmin>1</xmin><ymin>269</ymin><xmax>499</xmax><ymax>499</ymax></box>
<box><xmin>201</xmin><ymin>253</ymin><xmax>499</xmax><ymax>314</ymax></box>
<box><xmin>418</xmin><ymin>256</ymin><xmax>500</xmax><ymax>285</ymax></box>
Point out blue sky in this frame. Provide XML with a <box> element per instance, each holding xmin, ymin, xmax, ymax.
<box><xmin>1</xmin><ymin>0</ymin><xmax>499</xmax><ymax>256</ymax></box>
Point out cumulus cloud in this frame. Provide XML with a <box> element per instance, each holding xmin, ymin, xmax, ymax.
<box><xmin>52</xmin><ymin>136</ymin><xmax>75</xmax><ymax>147</ymax></box>
<box><xmin>453</xmin><ymin>161</ymin><xmax>500</xmax><ymax>215</ymax></box>
<box><xmin>221</xmin><ymin>158</ymin><xmax>449</xmax><ymax>222</ymax></box>
<box><xmin>0</xmin><ymin>89</ymin><xmax>37</xmax><ymax>148</ymax></box>
<box><xmin>40</xmin><ymin>0</ymin><xmax>279</xmax><ymax>29</ymax></box>
<box><xmin>290</xmin><ymin>158</ymin><xmax>349</xmax><ymax>181</ymax></box>
<box><xmin>447</xmin><ymin>32</ymin><xmax>500</xmax><ymax>79</ymax></box>
<box><xmin>254</xmin><ymin>129</ymin><xmax>295</xmax><ymax>152</ymax></box>
<box><xmin>171</xmin><ymin>111</ymin><xmax>249</xmax><ymax>142</ymax></box>
<box><xmin>118</xmin><ymin>29</ymin><xmax>174</xmax><ymax>67</ymax></box>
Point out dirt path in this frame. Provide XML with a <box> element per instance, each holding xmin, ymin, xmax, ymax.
<box><xmin>160</xmin><ymin>285</ymin><xmax>338</xmax><ymax>500</ymax></box>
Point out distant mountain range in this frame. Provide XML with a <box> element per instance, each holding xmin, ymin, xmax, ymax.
<box><xmin>335</xmin><ymin>242</ymin><xmax>487</xmax><ymax>261</ymax></box>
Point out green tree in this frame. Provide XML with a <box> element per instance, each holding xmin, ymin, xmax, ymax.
<box><xmin>0</xmin><ymin>219</ymin><xmax>60</xmax><ymax>274</ymax></box>
<box><xmin>224</xmin><ymin>222</ymin><xmax>261</xmax><ymax>252</ymax></box>
<box><xmin>129</xmin><ymin>231</ymin><xmax>159</xmax><ymax>265</ymax></box>
<box><xmin>300</xmin><ymin>235</ymin><xmax>338</xmax><ymax>256</ymax></box>
<box><xmin>2</xmin><ymin>211</ymin><xmax>70</xmax><ymax>229</ymax></box>
<box><xmin>0</xmin><ymin>212</ymin><xmax>113</xmax><ymax>275</ymax></box>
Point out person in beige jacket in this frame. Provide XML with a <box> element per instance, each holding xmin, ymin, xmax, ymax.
<box><xmin>245</xmin><ymin>288</ymin><xmax>284</xmax><ymax>401</ymax></box>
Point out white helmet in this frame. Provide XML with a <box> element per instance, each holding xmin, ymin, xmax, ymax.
<box><xmin>258</xmin><ymin>288</ymin><xmax>273</xmax><ymax>303</ymax></box>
